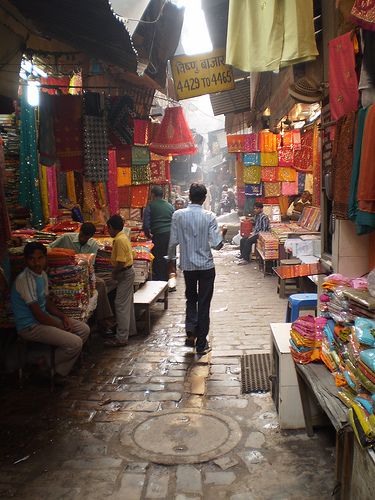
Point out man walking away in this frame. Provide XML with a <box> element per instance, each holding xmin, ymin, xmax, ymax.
<box><xmin>143</xmin><ymin>186</ymin><xmax>174</xmax><ymax>281</ymax></box>
<box><xmin>105</xmin><ymin>215</ymin><xmax>136</xmax><ymax>347</ymax></box>
<box><xmin>237</xmin><ymin>202</ymin><xmax>270</xmax><ymax>264</ymax></box>
<box><xmin>168</xmin><ymin>183</ymin><xmax>227</xmax><ymax>355</ymax></box>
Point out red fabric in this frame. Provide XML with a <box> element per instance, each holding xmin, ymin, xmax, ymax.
<box><xmin>52</xmin><ymin>95</ymin><xmax>83</xmax><ymax>171</ymax></box>
<box><xmin>116</xmin><ymin>145</ymin><xmax>132</xmax><ymax>167</ymax></box>
<box><xmin>134</xmin><ymin>119</ymin><xmax>151</xmax><ymax>145</ymax></box>
<box><xmin>261</xmin><ymin>167</ymin><xmax>278</xmax><ymax>182</ymax></box>
<box><xmin>118</xmin><ymin>186</ymin><xmax>131</xmax><ymax>208</ymax></box>
<box><xmin>351</xmin><ymin>0</ymin><xmax>375</xmax><ymax>30</ymax></box>
<box><xmin>131</xmin><ymin>185</ymin><xmax>150</xmax><ymax>208</ymax></box>
<box><xmin>0</xmin><ymin>137</ymin><xmax>11</xmax><ymax>257</ymax></box>
<box><xmin>278</xmin><ymin>146</ymin><xmax>294</xmax><ymax>166</ymax></box>
<box><xmin>40</xmin><ymin>77</ymin><xmax>70</xmax><ymax>95</ymax></box>
<box><xmin>150</xmin><ymin>107</ymin><xmax>197</xmax><ymax>156</ymax></box>
<box><xmin>149</xmin><ymin>159</ymin><xmax>170</xmax><ymax>184</ymax></box>
<box><xmin>293</xmin><ymin>129</ymin><xmax>314</xmax><ymax>172</ymax></box>
<box><xmin>329</xmin><ymin>32</ymin><xmax>359</xmax><ymax>121</ymax></box>
<box><xmin>107</xmin><ymin>148</ymin><xmax>119</xmax><ymax>215</ymax></box>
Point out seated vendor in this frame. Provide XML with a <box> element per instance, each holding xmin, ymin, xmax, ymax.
<box><xmin>237</xmin><ymin>202</ymin><xmax>271</xmax><ymax>265</ymax></box>
<box><xmin>287</xmin><ymin>190</ymin><xmax>312</xmax><ymax>221</ymax></box>
<box><xmin>11</xmin><ymin>242</ymin><xmax>90</xmax><ymax>377</ymax></box>
<box><xmin>49</xmin><ymin>222</ymin><xmax>115</xmax><ymax>336</ymax></box>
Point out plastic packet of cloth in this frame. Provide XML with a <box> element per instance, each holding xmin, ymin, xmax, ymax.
<box><xmin>359</xmin><ymin>348</ymin><xmax>375</xmax><ymax>372</ymax></box>
<box><xmin>354</xmin><ymin>318</ymin><xmax>375</xmax><ymax>347</ymax></box>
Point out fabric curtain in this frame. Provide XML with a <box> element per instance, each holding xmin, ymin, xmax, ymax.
<box><xmin>107</xmin><ymin>148</ymin><xmax>119</xmax><ymax>215</ymax></box>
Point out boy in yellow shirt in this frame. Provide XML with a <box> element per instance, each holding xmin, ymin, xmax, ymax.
<box><xmin>105</xmin><ymin>215</ymin><xmax>136</xmax><ymax>346</ymax></box>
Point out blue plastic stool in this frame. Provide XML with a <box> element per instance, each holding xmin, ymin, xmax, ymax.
<box><xmin>286</xmin><ymin>293</ymin><xmax>318</xmax><ymax>322</ymax></box>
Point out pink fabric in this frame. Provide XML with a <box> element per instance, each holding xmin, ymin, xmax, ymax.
<box><xmin>107</xmin><ymin>148</ymin><xmax>119</xmax><ymax>215</ymax></box>
<box><xmin>329</xmin><ymin>32</ymin><xmax>359</xmax><ymax>121</ymax></box>
<box><xmin>243</xmin><ymin>133</ymin><xmax>260</xmax><ymax>152</ymax></box>
<box><xmin>281</xmin><ymin>180</ymin><xmax>299</xmax><ymax>195</ymax></box>
<box><xmin>46</xmin><ymin>166</ymin><xmax>58</xmax><ymax>217</ymax></box>
<box><xmin>278</xmin><ymin>146</ymin><xmax>294</xmax><ymax>166</ymax></box>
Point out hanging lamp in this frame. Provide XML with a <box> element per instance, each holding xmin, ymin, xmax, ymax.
<box><xmin>150</xmin><ymin>106</ymin><xmax>197</xmax><ymax>156</ymax></box>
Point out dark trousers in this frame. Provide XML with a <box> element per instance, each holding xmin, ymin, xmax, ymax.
<box><xmin>151</xmin><ymin>232</ymin><xmax>170</xmax><ymax>281</ymax></box>
<box><xmin>240</xmin><ymin>234</ymin><xmax>259</xmax><ymax>261</ymax></box>
<box><xmin>183</xmin><ymin>267</ymin><xmax>216</xmax><ymax>350</ymax></box>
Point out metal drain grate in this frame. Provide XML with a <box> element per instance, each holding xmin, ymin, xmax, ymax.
<box><xmin>241</xmin><ymin>353</ymin><xmax>271</xmax><ymax>393</ymax></box>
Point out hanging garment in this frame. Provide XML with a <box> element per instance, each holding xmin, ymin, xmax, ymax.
<box><xmin>117</xmin><ymin>167</ymin><xmax>132</xmax><ymax>187</ymax></box>
<box><xmin>66</xmin><ymin>171</ymin><xmax>77</xmax><ymax>203</ymax></box>
<box><xmin>39</xmin><ymin>165</ymin><xmax>49</xmax><ymax>222</ymax></box>
<box><xmin>226</xmin><ymin>0</ymin><xmax>318</xmax><ymax>72</ymax></box>
<box><xmin>149</xmin><ymin>158</ymin><xmax>170</xmax><ymax>184</ymax></box>
<box><xmin>243</xmin><ymin>166</ymin><xmax>261</xmax><ymax>184</ymax></box>
<box><xmin>260</xmin><ymin>152</ymin><xmax>278</xmax><ymax>167</ymax></box>
<box><xmin>311</xmin><ymin>124</ymin><xmax>320</xmax><ymax>206</ymax></box>
<box><xmin>131</xmin><ymin>185</ymin><xmax>150</xmax><ymax>208</ymax></box>
<box><xmin>19</xmin><ymin>93</ymin><xmax>43</xmax><ymax>228</ymax></box>
<box><xmin>294</xmin><ymin>129</ymin><xmax>314</xmax><ymax>172</ymax></box>
<box><xmin>132</xmin><ymin>146</ymin><xmax>150</xmax><ymax>166</ymax></box>
<box><xmin>329</xmin><ymin>32</ymin><xmax>359</xmax><ymax>121</ymax></box>
<box><xmin>261</xmin><ymin>167</ymin><xmax>278</xmax><ymax>182</ymax></box>
<box><xmin>0</xmin><ymin>137</ymin><xmax>11</xmax><ymax>256</ymax></box>
<box><xmin>264</xmin><ymin>181</ymin><xmax>281</xmax><ymax>197</ymax></box>
<box><xmin>278</xmin><ymin>146</ymin><xmax>294</xmax><ymax>166</ymax></box>
<box><xmin>259</xmin><ymin>131</ymin><xmax>277</xmax><ymax>153</ymax></box>
<box><xmin>243</xmin><ymin>152</ymin><xmax>261</xmax><ymax>166</ymax></box>
<box><xmin>53</xmin><ymin>95</ymin><xmax>83</xmax><ymax>172</ymax></box>
<box><xmin>349</xmin><ymin>107</ymin><xmax>369</xmax><ymax>222</ymax></box>
<box><xmin>133</xmin><ymin>119</ymin><xmax>151</xmax><ymax>145</ymax></box>
<box><xmin>83</xmin><ymin>115</ymin><xmax>109</xmax><ymax>182</ymax></box>
<box><xmin>39</xmin><ymin>92</ymin><xmax>56</xmax><ymax>166</ymax></box>
<box><xmin>351</xmin><ymin>0</ymin><xmax>375</xmax><ymax>30</ymax></box>
<box><xmin>245</xmin><ymin>183</ymin><xmax>263</xmax><ymax>196</ymax></box>
<box><xmin>243</xmin><ymin>133</ymin><xmax>260</xmax><ymax>152</ymax></box>
<box><xmin>46</xmin><ymin>166</ymin><xmax>58</xmax><ymax>218</ymax></box>
<box><xmin>83</xmin><ymin>180</ymin><xmax>97</xmax><ymax>213</ymax></box>
<box><xmin>131</xmin><ymin>165</ymin><xmax>151</xmax><ymax>185</ymax></box>
<box><xmin>118</xmin><ymin>186</ymin><xmax>131</xmax><ymax>208</ymax></box>
<box><xmin>106</xmin><ymin>95</ymin><xmax>135</xmax><ymax>147</ymax></box>
<box><xmin>107</xmin><ymin>149</ymin><xmax>119</xmax><ymax>215</ymax></box>
<box><xmin>278</xmin><ymin>167</ymin><xmax>297</xmax><ymax>182</ymax></box>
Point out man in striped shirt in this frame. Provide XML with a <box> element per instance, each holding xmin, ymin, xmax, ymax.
<box><xmin>237</xmin><ymin>202</ymin><xmax>270</xmax><ymax>264</ymax></box>
<box><xmin>167</xmin><ymin>183</ymin><xmax>226</xmax><ymax>355</ymax></box>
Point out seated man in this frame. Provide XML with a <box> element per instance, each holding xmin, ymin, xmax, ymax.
<box><xmin>11</xmin><ymin>242</ymin><xmax>90</xmax><ymax>377</ymax></box>
<box><xmin>50</xmin><ymin>222</ymin><xmax>115</xmax><ymax>335</ymax></box>
<box><xmin>287</xmin><ymin>190</ymin><xmax>312</xmax><ymax>221</ymax></box>
<box><xmin>237</xmin><ymin>202</ymin><xmax>270</xmax><ymax>264</ymax></box>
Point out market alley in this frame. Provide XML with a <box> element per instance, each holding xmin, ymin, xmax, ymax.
<box><xmin>0</xmin><ymin>245</ymin><xmax>335</xmax><ymax>500</ymax></box>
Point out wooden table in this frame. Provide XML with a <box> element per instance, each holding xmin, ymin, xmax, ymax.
<box><xmin>295</xmin><ymin>363</ymin><xmax>353</xmax><ymax>500</ymax></box>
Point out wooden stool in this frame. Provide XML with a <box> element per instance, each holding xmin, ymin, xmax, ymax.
<box><xmin>277</xmin><ymin>258</ymin><xmax>302</xmax><ymax>298</ymax></box>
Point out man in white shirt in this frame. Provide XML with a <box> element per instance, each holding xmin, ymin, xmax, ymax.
<box><xmin>287</xmin><ymin>190</ymin><xmax>312</xmax><ymax>220</ymax></box>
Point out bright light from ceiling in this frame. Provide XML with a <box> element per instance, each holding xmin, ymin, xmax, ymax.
<box><xmin>27</xmin><ymin>81</ymin><xmax>40</xmax><ymax>107</ymax></box>
<box><xmin>173</xmin><ymin>0</ymin><xmax>212</xmax><ymax>55</ymax></box>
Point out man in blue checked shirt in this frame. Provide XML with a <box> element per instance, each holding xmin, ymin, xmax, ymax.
<box><xmin>237</xmin><ymin>202</ymin><xmax>270</xmax><ymax>265</ymax></box>
<box><xmin>167</xmin><ymin>183</ymin><xmax>227</xmax><ymax>355</ymax></box>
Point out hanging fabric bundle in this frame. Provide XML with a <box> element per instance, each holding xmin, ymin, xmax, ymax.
<box><xmin>133</xmin><ymin>119</ymin><xmax>151</xmax><ymax>145</ymax></box>
<box><xmin>107</xmin><ymin>148</ymin><xmax>119</xmax><ymax>215</ymax></box>
<box><xmin>46</xmin><ymin>166</ymin><xmax>58</xmax><ymax>218</ymax></box>
<box><xmin>150</xmin><ymin>106</ymin><xmax>197</xmax><ymax>156</ymax></box>
<box><xmin>39</xmin><ymin>165</ymin><xmax>50</xmax><ymax>222</ymax></box>
<box><xmin>66</xmin><ymin>171</ymin><xmax>77</xmax><ymax>204</ymax></box>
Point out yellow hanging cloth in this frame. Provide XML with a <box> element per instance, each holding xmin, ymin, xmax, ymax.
<box><xmin>39</xmin><ymin>165</ymin><xmax>49</xmax><ymax>222</ymax></box>
<box><xmin>66</xmin><ymin>171</ymin><xmax>77</xmax><ymax>203</ymax></box>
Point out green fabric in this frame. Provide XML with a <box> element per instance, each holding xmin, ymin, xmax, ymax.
<box><xmin>19</xmin><ymin>93</ymin><xmax>43</xmax><ymax>229</ymax></box>
<box><xmin>150</xmin><ymin>198</ymin><xmax>174</xmax><ymax>235</ymax></box>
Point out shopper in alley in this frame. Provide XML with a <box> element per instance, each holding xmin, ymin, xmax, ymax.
<box><xmin>237</xmin><ymin>202</ymin><xmax>271</xmax><ymax>265</ymax></box>
<box><xmin>11</xmin><ymin>242</ymin><xmax>90</xmax><ymax>378</ymax></box>
<box><xmin>167</xmin><ymin>183</ymin><xmax>227</xmax><ymax>355</ymax></box>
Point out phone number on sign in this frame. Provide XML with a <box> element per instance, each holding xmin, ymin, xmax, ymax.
<box><xmin>176</xmin><ymin>71</ymin><xmax>233</xmax><ymax>94</ymax></box>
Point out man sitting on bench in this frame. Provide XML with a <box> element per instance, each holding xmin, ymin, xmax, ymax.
<box><xmin>11</xmin><ymin>242</ymin><xmax>90</xmax><ymax>378</ymax></box>
<box><xmin>237</xmin><ymin>202</ymin><xmax>270</xmax><ymax>265</ymax></box>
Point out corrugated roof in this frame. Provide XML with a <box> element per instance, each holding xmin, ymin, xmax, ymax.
<box><xmin>8</xmin><ymin>0</ymin><xmax>138</xmax><ymax>72</ymax></box>
<box><xmin>210</xmin><ymin>78</ymin><xmax>250</xmax><ymax>116</ymax></box>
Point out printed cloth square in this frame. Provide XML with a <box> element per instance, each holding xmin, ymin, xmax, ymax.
<box><xmin>236</xmin><ymin>159</ymin><xmax>245</xmax><ymax>188</ymax></box>
<box><xmin>259</xmin><ymin>131</ymin><xmax>277</xmax><ymax>152</ymax></box>
<box><xmin>132</xmin><ymin>146</ymin><xmax>150</xmax><ymax>166</ymax></box>
<box><xmin>243</xmin><ymin>133</ymin><xmax>259</xmax><ymax>152</ymax></box>
<box><xmin>133</xmin><ymin>119</ymin><xmax>151</xmax><ymax>145</ymax></box>
<box><xmin>118</xmin><ymin>186</ymin><xmax>131</xmax><ymax>208</ymax></box>
<box><xmin>278</xmin><ymin>167</ymin><xmax>297</xmax><ymax>182</ymax></box>
<box><xmin>261</xmin><ymin>166</ymin><xmax>278</xmax><ymax>182</ymax></box>
<box><xmin>131</xmin><ymin>185</ymin><xmax>150</xmax><ymax>208</ymax></box>
<box><xmin>243</xmin><ymin>165</ymin><xmax>261</xmax><ymax>184</ymax></box>
<box><xmin>83</xmin><ymin>115</ymin><xmax>109</xmax><ymax>182</ymax></box>
<box><xmin>116</xmin><ymin>145</ymin><xmax>132</xmax><ymax>167</ymax></box>
<box><xmin>117</xmin><ymin>167</ymin><xmax>132</xmax><ymax>187</ymax></box>
<box><xmin>119</xmin><ymin>208</ymin><xmax>130</xmax><ymax>220</ymax></box>
<box><xmin>281</xmin><ymin>180</ymin><xmax>299</xmax><ymax>196</ymax></box>
<box><xmin>130</xmin><ymin>208</ymin><xmax>142</xmax><ymax>221</ymax></box>
<box><xmin>106</xmin><ymin>95</ymin><xmax>135</xmax><ymax>147</ymax></box>
<box><xmin>131</xmin><ymin>164</ymin><xmax>151</xmax><ymax>185</ymax></box>
<box><xmin>245</xmin><ymin>183</ymin><xmax>263</xmax><ymax>196</ymax></box>
<box><xmin>264</xmin><ymin>181</ymin><xmax>281</xmax><ymax>197</ymax></box>
<box><xmin>282</xmin><ymin>130</ymin><xmax>301</xmax><ymax>150</ymax></box>
<box><xmin>149</xmin><ymin>159</ymin><xmax>170</xmax><ymax>184</ymax></box>
<box><xmin>293</xmin><ymin>129</ymin><xmax>313</xmax><ymax>172</ymax></box>
<box><xmin>260</xmin><ymin>152</ymin><xmax>278</xmax><ymax>166</ymax></box>
<box><xmin>278</xmin><ymin>146</ymin><xmax>294</xmax><ymax>166</ymax></box>
<box><xmin>227</xmin><ymin>134</ymin><xmax>245</xmax><ymax>152</ymax></box>
<box><xmin>243</xmin><ymin>152</ymin><xmax>261</xmax><ymax>166</ymax></box>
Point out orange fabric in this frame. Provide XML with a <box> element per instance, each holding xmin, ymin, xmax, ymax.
<box><xmin>117</xmin><ymin>167</ymin><xmax>132</xmax><ymax>187</ymax></box>
<box><xmin>259</xmin><ymin>131</ymin><xmax>277</xmax><ymax>152</ymax></box>
<box><xmin>278</xmin><ymin>167</ymin><xmax>297</xmax><ymax>182</ymax></box>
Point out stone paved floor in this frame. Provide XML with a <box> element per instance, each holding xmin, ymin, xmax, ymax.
<box><xmin>0</xmin><ymin>245</ymin><xmax>335</xmax><ymax>499</ymax></box>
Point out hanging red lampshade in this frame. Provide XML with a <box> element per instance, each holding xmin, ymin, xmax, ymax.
<box><xmin>150</xmin><ymin>106</ymin><xmax>197</xmax><ymax>156</ymax></box>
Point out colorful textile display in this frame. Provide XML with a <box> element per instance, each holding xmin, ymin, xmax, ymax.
<box><xmin>357</xmin><ymin>104</ymin><xmax>375</xmax><ymax>216</ymax></box>
<box><xmin>106</xmin><ymin>95</ymin><xmax>134</xmax><ymax>146</ymax></box>
<box><xmin>332</xmin><ymin>111</ymin><xmax>357</xmax><ymax>219</ymax></box>
<box><xmin>0</xmin><ymin>138</ymin><xmax>11</xmax><ymax>254</ymax></box>
<box><xmin>118</xmin><ymin>186</ymin><xmax>131</xmax><ymax>208</ymax></box>
<box><xmin>226</xmin><ymin>0</ymin><xmax>318</xmax><ymax>72</ymax></box>
<box><xmin>259</xmin><ymin>131</ymin><xmax>277</xmax><ymax>153</ymax></box>
<box><xmin>260</xmin><ymin>152</ymin><xmax>278</xmax><ymax>166</ymax></box>
<box><xmin>278</xmin><ymin>167</ymin><xmax>297</xmax><ymax>182</ymax></box>
<box><xmin>133</xmin><ymin>119</ymin><xmax>151</xmax><ymax>145</ymax></box>
<box><xmin>131</xmin><ymin>165</ymin><xmax>151</xmax><ymax>185</ymax></box>
<box><xmin>290</xmin><ymin>315</ymin><xmax>325</xmax><ymax>364</ymax></box>
<box><xmin>117</xmin><ymin>167</ymin><xmax>132</xmax><ymax>187</ymax></box>
<box><xmin>39</xmin><ymin>165</ymin><xmax>49</xmax><ymax>223</ymax></box>
<box><xmin>243</xmin><ymin>166</ymin><xmax>261</xmax><ymax>184</ymax></box>
<box><xmin>19</xmin><ymin>93</ymin><xmax>43</xmax><ymax>228</ymax></box>
<box><xmin>329</xmin><ymin>32</ymin><xmax>359</xmax><ymax>121</ymax></box>
<box><xmin>107</xmin><ymin>148</ymin><xmax>119</xmax><ymax>215</ymax></box>
<box><xmin>46</xmin><ymin>166</ymin><xmax>58</xmax><ymax>218</ymax></box>
<box><xmin>132</xmin><ymin>146</ymin><xmax>150</xmax><ymax>166</ymax></box>
<box><xmin>131</xmin><ymin>185</ymin><xmax>150</xmax><ymax>208</ymax></box>
<box><xmin>261</xmin><ymin>167</ymin><xmax>278</xmax><ymax>182</ymax></box>
<box><xmin>150</xmin><ymin>106</ymin><xmax>197</xmax><ymax>156</ymax></box>
<box><xmin>281</xmin><ymin>180</ymin><xmax>299</xmax><ymax>196</ymax></box>
<box><xmin>243</xmin><ymin>133</ymin><xmax>259</xmax><ymax>152</ymax></box>
<box><xmin>264</xmin><ymin>181</ymin><xmax>281</xmax><ymax>197</ymax></box>
<box><xmin>116</xmin><ymin>145</ymin><xmax>132</xmax><ymax>167</ymax></box>
<box><xmin>227</xmin><ymin>134</ymin><xmax>245</xmax><ymax>153</ymax></box>
<box><xmin>149</xmin><ymin>158</ymin><xmax>170</xmax><ymax>184</ymax></box>
<box><xmin>245</xmin><ymin>183</ymin><xmax>263</xmax><ymax>196</ymax></box>
<box><xmin>66</xmin><ymin>171</ymin><xmax>77</xmax><ymax>204</ymax></box>
<box><xmin>257</xmin><ymin>232</ymin><xmax>279</xmax><ymax>259</ymax></box>
<box><xmin>311</xmin><ymin>123</ymin><xmax>321</xmax><ymax>206</ymax></box>
<box><xmin>83</xmin><ymin>115</ymin><xmax>108</xmax><ymax>182</ymax></box>
<box><xmin>236</xmin><ymin>159</ymin><xmax>244</xmax><ymax>188</ymax></box>
<box><xmin>293</xmin><ymin>128</ymin><xmax>313</xmax><ymax>172</ymax></box>
<box><xmin>53</xmin><ymin>95</ymin><xmax>83</xmax><ymax>172</ymax></box>
<box><xmin>39</xmin><ymin>92</ymin><xmax>56</xmax><ymax>166</ymax></box>
<box><xmin>351</xmin><ymin>0</ymin><xmax>375</xmax><ymax>30</ymax></box>
<box><xmin>243</xmin><ymin>152</ymin><xmax>260</xmax><ymax>166</ymax></box>
<box><xmin>278</xmin><ymin>146</ymin><xmax>294</xmax><ymax>166</ymax></box>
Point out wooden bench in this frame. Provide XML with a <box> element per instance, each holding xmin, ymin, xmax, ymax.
<box><xmin>134</xmin><ymin>281</ymin><xmax>168</xmax><ymax>334</ymax></box>
<box><xmin>295</xmin><ymin>363</ymin><xmax>353</xmax><ymax>500</ymax></box>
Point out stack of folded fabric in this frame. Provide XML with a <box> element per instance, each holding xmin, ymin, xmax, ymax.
<box><xmin>289</xmin><ymin>315</ymin><xmax>325</xmax><ymax>364</ymax></box>
<box><xmin>257</xmin><ymin>232</ymin><xmax>279</xmax><ymax>259</ymax></box>
<box><xmin>47</xmin><ymin>248</ymin><xmax>76</xmax><ymax>267</ymax></box>
<box><xmin>95</xmin><ymin>245</ymin><xmax>113</xmax><ymax>276</ymax></box>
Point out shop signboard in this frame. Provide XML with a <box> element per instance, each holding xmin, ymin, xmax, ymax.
<box><xmin>171</xmin><ymin>49</ymin><xmax>234</xmax><ymax>100</ymax></box>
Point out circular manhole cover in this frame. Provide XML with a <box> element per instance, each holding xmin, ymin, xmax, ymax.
<box><xmin>128</xmin><ymin>408</ymin><xmax>242</xmax><ymax>464</ymax></box>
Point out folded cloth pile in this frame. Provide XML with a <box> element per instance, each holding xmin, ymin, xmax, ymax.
<box><xmin>289</xmin><ymin>315</ymin><xmax>325</xmax><ymax>364</ymax></box>
<box><xmin>256</xmin><ymin>232</ymin><xmax>279</xmax><ymax>259</ymax></box>
<box><xmin>48</xmin><ymin>265</ymin><xmax>89</xmax><ymax>321</ymax></box>
<box><xmin>131</xmin><ymin>241</ymin><xmax>154</xmax><ymax>262</ymax></box>
<box><xmin>47</xmin><ymin>248</ymin><xmax>76</xmax><ymax>267</ymax></box>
